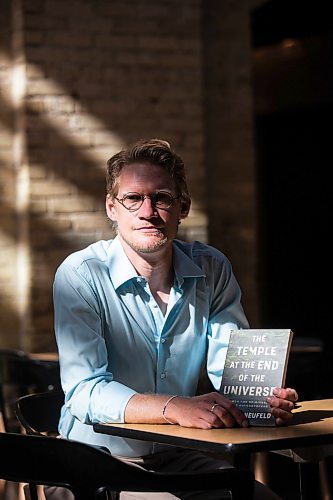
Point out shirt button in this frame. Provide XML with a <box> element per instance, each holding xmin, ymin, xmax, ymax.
<box><xmin>160</xmin><ymin>373</ymin><xmax>166</xmax><ymax>379</ymax></box>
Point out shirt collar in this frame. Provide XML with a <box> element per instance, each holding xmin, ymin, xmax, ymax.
<box><xmin>173</xmin><ymin>240</ymin><xmax>206</xmax><ymax>288</ymax></box>
<box><xmin>107</xmin><ymin>236</ymin><xmax>139</xmax><ymax>290</ymax></box>
<box><xmin>107</xmin><ymin>236</ymin><xmax>205</xmax><ymax>291</ymax></box>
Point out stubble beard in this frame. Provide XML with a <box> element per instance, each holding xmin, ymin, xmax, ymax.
<box><xmin>118</xmin><ymin>229</ymin><xmax>169</xmax><ymax>254</ymax></box>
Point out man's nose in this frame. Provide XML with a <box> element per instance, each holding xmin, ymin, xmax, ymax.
<box><xmin>138</xmin><ymin>196</ymin><xmax>156</xmax><ymax>217</ymax></box>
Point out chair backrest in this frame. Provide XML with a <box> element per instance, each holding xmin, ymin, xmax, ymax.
<box><xmin>0</xmin><ymin>432</ymin><xmax>254</xmax><ymax>500</ymax></box>
<box><xmin>0</xmin><ymin>349</ymin><xmax>61</xmax><ymax>432</ymax></box>
<box><xmin>15</xmin><ymin>390</ymin><xmax>64</xmax><ymax>436</ymax></box>
<box><xmin>0</xmin><ymin>350</ymin><xmax>35</xmax><ymax>432</ymax></box>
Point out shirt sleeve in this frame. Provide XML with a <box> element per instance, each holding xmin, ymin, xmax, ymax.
<box><xmin>53</xmin><ymin>261</ymin><xmax>136</xmax><ymax>424</ymax></box>
<box><xmin>206</xmin><ymin>253</ymin><xmax>249</xmax><ymax>390</ymax></box>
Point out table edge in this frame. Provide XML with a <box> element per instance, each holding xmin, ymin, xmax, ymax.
<box><xmin>93</xmin><ymin>423</ymin><xmax>333</xmax><ymax>455</ymax></box>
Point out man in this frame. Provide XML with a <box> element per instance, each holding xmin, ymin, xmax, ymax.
<box><xmin>53</xmin><ymin>138</ymin><xmax>297</xmax><ymax>499</ymax></box>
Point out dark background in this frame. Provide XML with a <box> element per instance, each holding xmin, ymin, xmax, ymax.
<box><xmin>251</xmin><ymin>2</ymin><xmax>332</xmax><ymax>497</ymax></box>
<box><xmin>251</xmin><ymin>0</ymin><xmax>332</xmax><ymax>402</ymax></box>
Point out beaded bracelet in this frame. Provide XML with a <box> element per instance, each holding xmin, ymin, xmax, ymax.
<box><xmin>162</xmin><ymin>395</ymin><xmax>178</xmax><ymax>424</ymax></box>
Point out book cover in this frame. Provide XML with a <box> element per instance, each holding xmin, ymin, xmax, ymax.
<box><xmin>220</xmin><ymin>329</ymin><xmax>294</xmax><ymax>426</ymax></box>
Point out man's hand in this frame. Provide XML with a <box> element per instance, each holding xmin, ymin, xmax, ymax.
<box><xmin>266</xmin><ymin>387</ymin><xmax>298</xmax><ymax>426</ymax></box>
<box><xmin>165</xmin><ymin>392</ymin><xmax>248</xmax><ymax>429</ymax></box>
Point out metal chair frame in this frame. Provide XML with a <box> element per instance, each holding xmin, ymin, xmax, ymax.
<box><xmin>0</xmin><ymin>349</ymin><xmax>61</xmax><ymax>432</ymax></box>
<box><xmin>0</xmin><ymin>432</ymin><xmax>254</xmax><ymax>500</ymax></box>
<box><xmin>14</xmin><ymin>391</ymin><xmax>255</xmax><ymax>499</ymax></box>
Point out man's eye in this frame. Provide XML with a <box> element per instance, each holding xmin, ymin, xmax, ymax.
<box><xmin>154</xmin><ymin>193</ymin><xmax>172</xmax><ymax>204</ymax></box>
<box><xmin>125</xmin><ymin>194</ymin><xmax>142</xmax><ymax>202</ymax></box>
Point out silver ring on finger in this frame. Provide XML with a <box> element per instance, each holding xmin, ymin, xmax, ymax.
<box><xmin>210</xmin><ymin>403</ymin><xmax>221</xmax><ymax>414</ymax></box>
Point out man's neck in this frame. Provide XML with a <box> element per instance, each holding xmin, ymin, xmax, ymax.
<box><xmin>119</xmin><ymin>237</ymin><xmax>174</xmax><ymax>314</ymax></box>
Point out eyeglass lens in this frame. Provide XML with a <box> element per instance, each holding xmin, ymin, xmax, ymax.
<box><xmin>121</xmin><ymin>192</ymin><xmax>175</xmax><ymax>210</ymax></box>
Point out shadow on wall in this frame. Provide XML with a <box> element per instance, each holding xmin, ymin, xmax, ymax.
<box><xmin>0</xmin><ymin>0</ymin><xmax>205</xmax><ymax>351</ymax></box>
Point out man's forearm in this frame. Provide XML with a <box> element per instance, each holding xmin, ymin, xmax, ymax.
<box><xmin>124</xmin><ymin>393</ymin><xmax>176</xmax><ymax>424</ymax></box>
<box><xmin>125</xmin><ymin>392</ymin><xmax>250</xmax><ymax>429</ymax></box>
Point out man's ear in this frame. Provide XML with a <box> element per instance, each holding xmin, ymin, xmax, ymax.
<box><xmin>179</xmin><ymin>198</ymin><xmax>191</xmax><ymax>219</ymax></box>
<box><xmin>106</xmin><ymin>194</ymin><xmax>117</xmax><ymax>221</ymax></box>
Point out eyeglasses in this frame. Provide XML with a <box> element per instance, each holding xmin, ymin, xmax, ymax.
<box><xmin>114</xmin><ymin>191</ymin><xmax>180</xmax><ymax>212</ymax></box>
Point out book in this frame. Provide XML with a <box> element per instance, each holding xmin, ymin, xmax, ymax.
<box><xmin>220</xmin><ymin>328</ymin><xmax>294</xmax><ymax>426</ymax></box>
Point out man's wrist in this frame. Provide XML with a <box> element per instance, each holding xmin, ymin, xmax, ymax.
<box><xmin>162</xmin><ymin>395</ymin><xmax>178</xmax><ymax>424</ymax></box>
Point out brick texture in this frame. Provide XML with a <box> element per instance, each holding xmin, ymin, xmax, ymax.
<box><xmin>0</xmin><ymin>0</ymin><xmax>259</xmax><ymax>351</ymax></box>
<box><xmin>0</xmin><ymin>0</ymin><xmax>21</xmax><ymax>347</ymax></box>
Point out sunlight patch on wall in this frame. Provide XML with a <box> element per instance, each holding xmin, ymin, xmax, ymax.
<box><xmin>26</xmin><ymin>62</ymin><xmax>125</xmax><ymax>167</ymax></box>
<box><xmin>11</xmin><ymin>0</ymin><xmax>31</xmax><ymax>350</ymax></box>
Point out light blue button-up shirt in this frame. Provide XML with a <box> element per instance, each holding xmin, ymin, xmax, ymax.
<box><xmin>53</xmin><ymin>236</ymin><xmax>249</xmax><ymax>456</ymax></box>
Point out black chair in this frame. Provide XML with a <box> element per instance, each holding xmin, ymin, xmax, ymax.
<box><xmin>0</xmin><ymin>349</ymin><xmax>61</xmax><ymax>433</ymax></box>
<box><xmin>15</xmin><ymin>391</ymin><xmax>255</xmax><ymax>500</ymax></box>
<box><xmin>0</xmin><ymin>432</ymin><xmax>254</xmax><ymax>500</ymax></box>
<box><xmin>0</xmin><ymin>352</ymin><xmax>61</xmax><ymax>499</ymax></box>
<box><xmin>15</xmin><ymin>390</ymin><xmax>65</xmax><ymax>499</ymax></box>
<box><xmin>0</xmin><ymin>349</ymin><xmax>29</xmax><ymax>432</ymax></box>
<box><xmin>16</xmin><ymin>390</ymin><xmax>64</xmax><ymax>436</ymax></box>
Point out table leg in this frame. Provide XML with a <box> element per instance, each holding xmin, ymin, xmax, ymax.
<box><xmin>233</xmin><ymin>453</ymin><xmax>252</xmax><ymax>470</ymax></box>
<box><xmin>298</xmin><ymin>463</ymin><xmax>321</xmax><ymax>500</ymax></box>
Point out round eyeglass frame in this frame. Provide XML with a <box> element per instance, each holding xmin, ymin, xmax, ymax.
<box><xmin>114</xmin><ymin>191</ymin><xmax>181</xmax><ymax>212</ymax></box>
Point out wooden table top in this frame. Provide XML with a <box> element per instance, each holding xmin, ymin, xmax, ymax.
<box><xmin>94</xmin><ymin>399</ymin><xmax>333</xmax><ymax>456</ymax></box>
